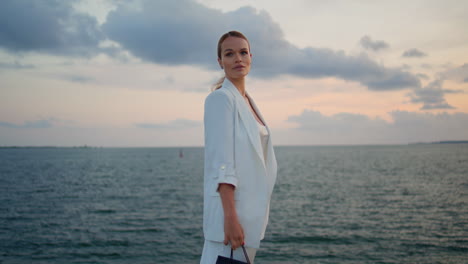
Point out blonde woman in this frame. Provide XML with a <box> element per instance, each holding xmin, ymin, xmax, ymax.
<box><xmin>201</xmin><ymin>31</ymin><xmax>278</xmax><ymax>264</ymax></box>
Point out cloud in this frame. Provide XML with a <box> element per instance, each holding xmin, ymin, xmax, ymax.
<box><xmin>287</xmin><ymin>110</ymin><xmax>388</xmax><ymax>135</ymax></box>
<box><xmin>415</xmin><ymin>73</ymin><xmax>430</xmax><ymax>80</ymax></box>
<box><xmin>442</xmin><ymin>63</ymin><xmax>468</xmax><ymax>83</ymax></box>
<box><xmin>389</xmin><ymin>111</ymin><xmax>468</xmax><ymax>141</ymax></box>
<box><xmin>360</xmin><ymin>35</ymin><xmax>389</xmax><ymax>51</ymax></box>
<box><xmin>102</xmin><ymin>0</ymin><xmax>420</xmax><ymax>91</ymax></box>
<box><xmin>0</xmin><ymin>0</ymin><xmax>103</xmax><ymax>56</ymax></box>
<box><xmin>135</xmin><ymin>118</ymin><xmax>202</xmax><ymax>129</ymax></box>
<box><xmin>0</xmin><ymin>61</ymin><xmax>35</xmax><ymax>69</ymax></box>
<box><xmin>402</xmin><ymin>48</ymin><xmax>427</xmax><ymax>58</ymax></box>
<box><xmin>59</xmin><ymin>74</ymin><xmax>95</xmax><ymax>83</ymax></box>
<box><xmin>408</xmin><ymin>79</ymin><xmax>463</xmax><ymax>110</ymax></box>
<box><xmin>0</xmin><ymin>119</ymin><xmax>54</xmax><ymax>129</ymax></box>
<box><xmin>420</xmin><ymin>63</ymin><xmax>432</xmax><ymax>69</ymax></box>
<box><xmin>286</xmin><ymin>109</ymin><xmax>468</xmax><ymax>144</ymax></box>
<box><xmin>406</xmin><ymin>63</ymin><xmax>468</xmax><ymax>110</ymax></box>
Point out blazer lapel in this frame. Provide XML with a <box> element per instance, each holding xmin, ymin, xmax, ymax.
<box><xmin>246</xmin><ymin>92</ymin><xmax>275</xmax><ymax>166</ymax></box>
<box><xmin>222</xmin><ymin>79</ymin><xmax>266</xmax><ymax>168</ymax></box>
<box><xmin>247</xmin><ymin>91</ymin><xmax>277</xmax><ymax>192</ymax></box>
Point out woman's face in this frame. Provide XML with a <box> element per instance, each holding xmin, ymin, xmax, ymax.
<box><xmin>218</xmin><ymin>37</ymin><xmax>252</xmax><ymax>81</ymax></box>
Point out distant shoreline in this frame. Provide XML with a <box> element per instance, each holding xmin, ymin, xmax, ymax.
<box><xmin>408</xmin><ymin>140</ymin><xmax>468</xmax><ymax>145</ymax></box>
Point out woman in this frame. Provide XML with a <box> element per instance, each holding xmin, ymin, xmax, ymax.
<box><xmin>200</xmin><ymin>31</ymin><xmax>278</xmax><ymax>263</ymax></box>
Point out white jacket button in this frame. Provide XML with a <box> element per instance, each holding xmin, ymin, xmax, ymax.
<box><xmin>220</xmin><ymin>165</ymin><xmax>226</xmax><ymax>170</ymax></box>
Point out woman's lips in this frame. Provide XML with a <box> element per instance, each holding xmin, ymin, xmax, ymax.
<box><xmin>233</xmin><ymin>65</ymin><xmax>245</xmax><ymax>70</ymax></box>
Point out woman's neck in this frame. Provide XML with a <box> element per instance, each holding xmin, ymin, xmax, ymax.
<box><xmin>227</xmin><ymin>76</ymin><xmax>246</xmax><ymax>97</ymax></box>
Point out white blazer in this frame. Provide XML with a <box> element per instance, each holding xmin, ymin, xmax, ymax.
<box><xmin>203</xmin><ymin>78</ymin><xmax>277</xmax><ymax>248</ymax></box>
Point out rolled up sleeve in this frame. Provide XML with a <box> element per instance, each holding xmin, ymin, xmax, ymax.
<box><xmin>204</xmin><ymin>91</ymin><xmax>237</xmax><ymax>195</ymax></box>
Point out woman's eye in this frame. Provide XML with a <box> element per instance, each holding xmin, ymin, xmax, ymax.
<box><xmin>225</xmin><ymin>52</ymin><xmax>233</xmax><ymax>57</ymax></box>
<box><xmin>241</xmin><ymin>51</ymin><xmax>249</xmax><ymax>55</ymax></box>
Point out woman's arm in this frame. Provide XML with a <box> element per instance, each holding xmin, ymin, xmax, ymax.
<box><xmin>204</xmin><ymin>91</ymin><xmax>243</xmax><ymax>248</ymax></box>
<box><xmin>218</xmin><ymin>183</ymin><xmax>244</xmax><ymax>250</ymax></box>
<box><xmin>204</xmin><ymin>92</ymin><xmax>238</xmax><ymax>194</ymax></box>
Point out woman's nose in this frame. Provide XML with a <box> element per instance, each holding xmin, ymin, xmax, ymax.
<box><xmin>234</xmin><ymin>53</ymin><xmax>242</xmax><ymax>62</ymax></box>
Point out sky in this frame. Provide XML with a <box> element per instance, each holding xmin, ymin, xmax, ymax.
<box><xmin>1</xmin><ymin>0</ymin><xmax>467</xmax><ymax>147</ymax></box>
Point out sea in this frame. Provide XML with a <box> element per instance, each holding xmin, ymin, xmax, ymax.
<box><xmin>0</xmin><ymin>144</ymin><xmax>467</xmax><ymax>264</ymax></box>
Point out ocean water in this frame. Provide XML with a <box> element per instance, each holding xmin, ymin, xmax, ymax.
<box><xmin>0</xmin><ymin>145</ymin><xmax>467</xmax><ymax>263</ymax></box>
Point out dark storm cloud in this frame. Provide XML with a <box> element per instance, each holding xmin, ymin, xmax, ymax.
<box><xmin>402</xmin><ymin>48</ymin><xmax>427</xmax><ymax>58</ymax></box>
<box><xmin>102</xmin><ymin>0</ymin><xmax>420</xmax><ymax>91</ymax></box>
<box><xmin>0</xmin><ymin>0</ymin><xmax>103</xmax><ymax>56</ymax></box>
<box><xmin>360</xmin><ymin>35</ymin><xmax>389</xmax><ymax>51</ymax></box>
<box><xmin>0</xmin><ymin>119</ymin><xmax>53</xmax><ymax>129</ymax></box>
<box><xmin>135</xmin><ymin>119</ymin><xmax>201</xmax><ymax>129</ymax></box>
<box><xmin>287</xmin><ymin>109</ymin><xmax>468</xmax><ymax>143</ymax></box>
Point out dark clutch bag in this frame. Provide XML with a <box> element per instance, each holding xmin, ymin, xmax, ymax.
<box><xmin>216</xmin><ymin>245</ymin><xmax>251</xmax><ymax>264</ymax></box>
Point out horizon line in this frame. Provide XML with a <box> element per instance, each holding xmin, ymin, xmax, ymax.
<box><xmin>1</xmin><ymin>140</ymin><xmax>468</xmax><ymax>149</ymax></box>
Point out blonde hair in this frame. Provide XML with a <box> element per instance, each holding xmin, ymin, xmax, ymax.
<box><xmin>212</xmin><ymin>31</ymin><xmax>250</xmax><ymax>91</ymax></box>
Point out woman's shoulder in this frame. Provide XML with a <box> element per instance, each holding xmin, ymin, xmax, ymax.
<box><xmin>205</xmin><ymin>87</ymin><xmax>234</xmax><ymax>104</ymax></box>
<box><xmin>204</xmin><ymin>87</ymin><xmax>236</xmax><ymax>113</ymax></box>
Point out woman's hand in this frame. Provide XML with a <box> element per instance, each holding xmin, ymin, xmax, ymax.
<box><xmin>218</xmin><ymin>183</ymin><xmax>244</xmax><ymax>250</ymax></box>
<box><xmin>224</xmin><ymin>212</ymin><xmax>244</xmax><ymax>250</ymax></box>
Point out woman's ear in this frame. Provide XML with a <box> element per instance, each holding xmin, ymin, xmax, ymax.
<box><xmin>218</xmin><ymin>58</ymin><xmax>223</xmax><ymax>69</ymax></box>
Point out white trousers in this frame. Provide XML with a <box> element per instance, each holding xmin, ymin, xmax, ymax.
<box><xmin>200</xmin><ymin>240</ymin><xmax>257</xmax><ymax>264</ymax></box>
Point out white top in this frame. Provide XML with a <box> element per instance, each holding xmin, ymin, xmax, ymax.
<box><xmin>258</xmin><ymin>122</ymin><xmax>269</xmax><ymax>162</ymax></box>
